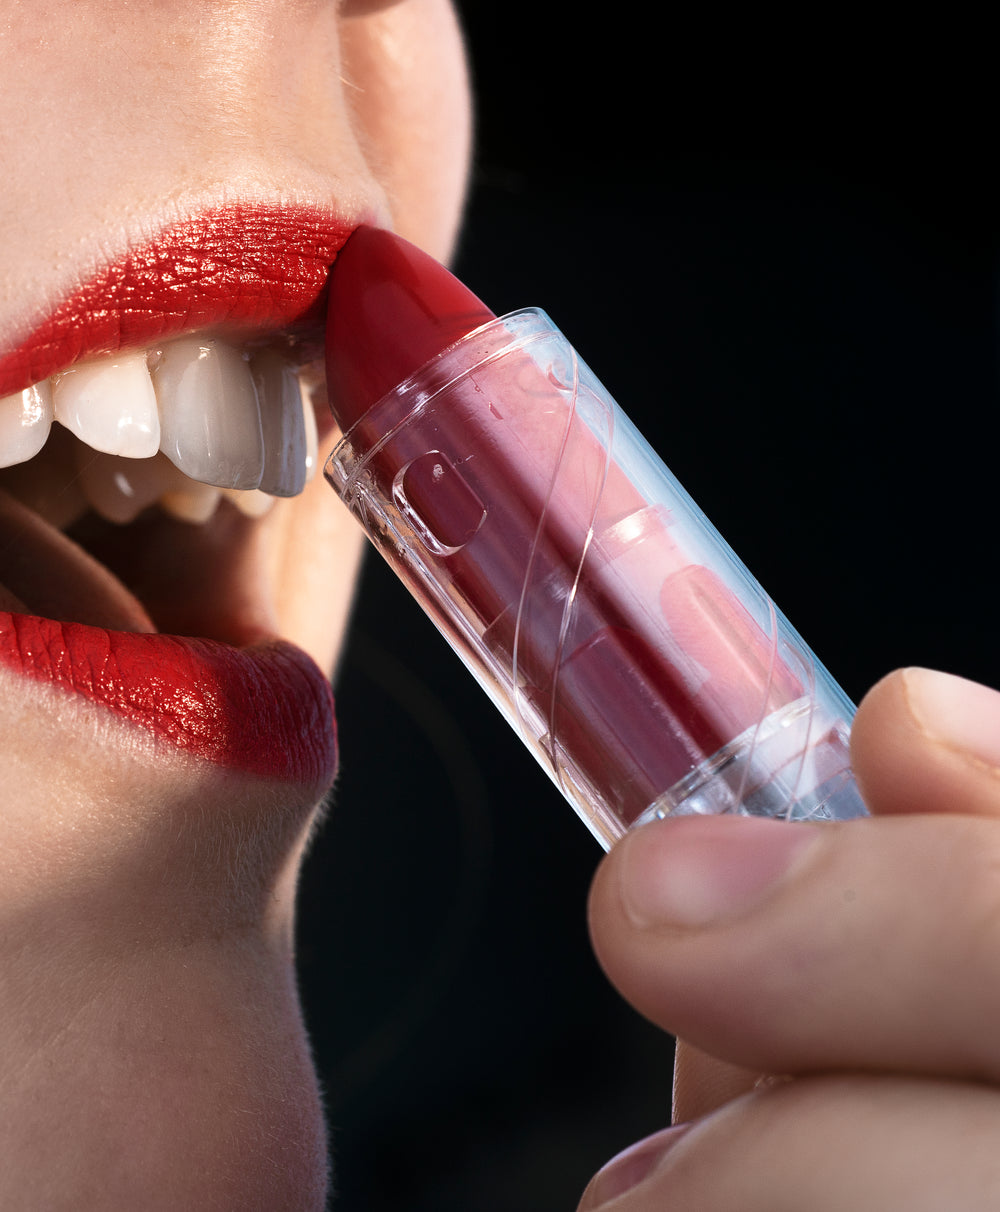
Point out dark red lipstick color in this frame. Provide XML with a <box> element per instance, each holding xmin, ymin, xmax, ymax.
<box><xmin>324</xmin><ymin>223</ymin><xmax>495</xmax><ymax>430</ymax></box>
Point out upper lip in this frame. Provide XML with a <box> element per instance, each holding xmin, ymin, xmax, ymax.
<box><xmin>0</xmin><ymin>202</ymin><xmax>359</xmax><ymax>397</ymax></box>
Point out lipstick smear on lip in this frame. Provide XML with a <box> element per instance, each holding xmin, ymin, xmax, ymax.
<box><xmin>0</xmin><ymin>615</ymin><xmax>338</xmax><ymax>785</ymax></box>
<box><xmin>0</xmin><ymin>205</ymin><xmax>356</xmax><ymax>397</ymax></box>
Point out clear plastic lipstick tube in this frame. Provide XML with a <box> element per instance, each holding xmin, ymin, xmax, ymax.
<box><xmin>325</xmin><ymin>308</ymin><xmax>868</xmax><ymax>848</ymax></box>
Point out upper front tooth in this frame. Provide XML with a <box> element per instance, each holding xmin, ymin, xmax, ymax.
<box><xmin>52</xmin><ymin>352</ymin><xmax>160</xmax><ymax>458</ymax></box>
<box><xmin>0</xmin><ymin>381</ymin><xmax>53</xmax><ymax>467</ymax></box>
<box><xmin>252</xmin><ymin>350</ymin><xmax>307</xmax><ymax>497</ymax></box>
<box><xmin>154</xmin><ymin>338</ymin><xmax>265</xmax><ymax>491</ymax></box>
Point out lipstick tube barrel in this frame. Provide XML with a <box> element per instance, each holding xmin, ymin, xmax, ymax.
<box><xmin>325</xmin><ymin>309</ymin><xmax>867</xmax><ymax>848</ymax></box>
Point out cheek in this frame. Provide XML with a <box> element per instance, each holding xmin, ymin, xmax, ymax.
<box><xmin>340</xmin><ymin>0</ymin><xmax>472</xmax><ymax>260</ymax></box>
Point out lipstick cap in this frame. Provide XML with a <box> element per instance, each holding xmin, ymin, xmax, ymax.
<box><xmin>326</xmin><ymin>309</ymin><xmax>867</xmax><ymax>848</ymax></box>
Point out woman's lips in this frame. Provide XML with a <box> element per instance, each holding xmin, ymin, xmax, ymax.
<box><xmin>0</xmin><ymin>614</ymin><xmax>338</xmax><ymax>785</ymax></box>
<box><xmin>0</xmin><ymin>204</ymin><xmax>357</xmax><ymax>396</ymax></box>
<box><xmin>0</xmin><ymin>490</ymin><xmax>341</xmax><ymax>785</ymax></box>
<box><xmin>0</xmin><ymin>202</ymin><xmax>356</xmax><ymax>785</ymax></box>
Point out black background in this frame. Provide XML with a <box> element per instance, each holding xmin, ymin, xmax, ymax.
<box><xmin>297</xmin><ymin>12</ymin><xmax>1000</xmax><ymax>1209</ymax></box>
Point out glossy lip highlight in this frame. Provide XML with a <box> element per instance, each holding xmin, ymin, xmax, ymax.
<box><xmin>0</xmin><ymin>614</ymin><xmax>338</xmax><ymax>785</ymax></box>
<box><xmin>0</xmin><ymin>203</ymin><xmax>357</xmax><ymax>396</ymax></box>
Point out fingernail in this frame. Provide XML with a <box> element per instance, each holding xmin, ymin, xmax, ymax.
<box><xmin>903</xmin><ymin>667</ymin><xmax>1000</xmax><ymax>772</ymax></box>
<box><xmin>578</xmin><ymin>1126</ymin><xmax>691</xmax><ymax>1209</ymax></box>
<box><xmin>619</xmin><ymin>815</ymin><xmax>820</xmax><ymax>929</ymax></box>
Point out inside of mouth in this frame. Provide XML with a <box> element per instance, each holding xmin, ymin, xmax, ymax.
<box><xmin>0</xmin><ymin>334</ymin><xmax>322</xmax><ymax>528</ymax></box>
<box><xmin>0</xmin><ymin>340</ymin><xmax>326</xmax><ymax>642</ymax></box>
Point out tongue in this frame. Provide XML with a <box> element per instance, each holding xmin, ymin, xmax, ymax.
<box><xmin>0</xmin><ymin>489</ymin><xmax>156</xmax><ymax>631</ymax></box>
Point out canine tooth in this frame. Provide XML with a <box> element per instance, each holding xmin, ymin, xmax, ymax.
<box><xmin>75</xmin><ymin>449</ymin><xmax>184</xmax><ymax>524</ymax></box>
<box><xmin>53</xmin><ymin>353</ymin><xmax>160</xmax><ymax>458</ymax></box>
<box><xmin>0</xmin><ymin>381</ymin><xmax>53</xmax><ymax>467</ymax></box>
<box><xmin>158</xmin><ymin>482</ymin><xmax>223</xmax><ymax>524</ymax></box>
<box><xmin>223</xmin><ymin>487</ymin><xmax>276</xmax><ymax>518</ymax></box>
<box><xmin>251</xmin><ymin>351</ymin><xmax>307</xmax><ymax>497</ymax></box>
<box><xmin>154</xmin><ymin>338</ymin><xmax>265</xmax><ymax>490</ymax></box>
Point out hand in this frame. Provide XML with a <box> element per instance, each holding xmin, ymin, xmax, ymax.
<box><xmin>578</xmin><ymin>668</ymin><xmax>1000</xmax><ymax>1209</ymax></box>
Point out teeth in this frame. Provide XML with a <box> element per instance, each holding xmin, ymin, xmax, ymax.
<box><xmin>222</xmin><ymin>487</ymin><xmax>277</xmax><ymax>518</ymax></box>
<box><xmin>0</xmin><ymin>381</ymin><xmax>54</xmax><ymax>467</ymax></box>
<box><xmin>159</xmin><ymin>482</ymin><xmax>223</xmax><ymax>524</ymax></box>
<box><xmin>253</xmin><ymin>351</ymin><xmax>307</xmax><ymax>497</ymax></box>
<box><xmin>53</xmin><ymin>351</ymin><xmax>160</xmax><ymax>458</ymax></box>
<box><xmin>0</xmin><ymin>336</ymin><xmax>318</xmax><ymax>525</ymax></box>
<box><xmin>73</xmin><ymin>450</ymin><xmax>182</xmax><ymax>525</ymax></box>
<box><xmin>154</xmin><ymin>338</ymin><xmax>265</xmax><ymax>491</ymax></box>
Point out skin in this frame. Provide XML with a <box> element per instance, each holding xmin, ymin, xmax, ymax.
<box><xmin>578</xmin><ymin>668</ymin><xmax>1000</xmax><ymax>1209</ymax></box>
<box><xmin>0</xmin><ymin>1</ymin><xmax>469</xmax><ymax>1207</ymax></box>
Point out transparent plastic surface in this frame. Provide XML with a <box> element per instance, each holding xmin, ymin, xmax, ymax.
<box><xmin>326</xmin><ymin>309</ymin><xmax>868</xmax><ymax>849</ymax></box>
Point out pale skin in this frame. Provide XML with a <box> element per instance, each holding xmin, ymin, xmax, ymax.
<box><xmin>579</xmin><ymin>668</ymin><xmax>1000</xmax><ymax>1209</ymax></box>
<box><xmin>2</xmin><ymin>5</ymin><xmax>999</xmax><ymax>1209</ymax></box>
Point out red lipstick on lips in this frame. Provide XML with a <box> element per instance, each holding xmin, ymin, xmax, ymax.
<box><xmin>0</xmin><ymin>616</ymin><xmax>337</xmax><ymax>783</ymax></box>
<box><xmin>0</xmin><ymin>205</ymin><xmax>355</xmax><ymax>396</ymax></box>
<box><xmin>324</xmin><ymin>227</ymin><xmax>868</xmax><ymax>846</ymax></box>
<box><xmin>0</xmin><ymin>205</ymin><xmax>353</xmax><ymax>785</ymax></box>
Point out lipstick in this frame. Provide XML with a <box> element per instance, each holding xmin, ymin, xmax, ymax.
<box><xmin>324</xmin><ymin>227</ymin><xmax>867</xmax><ymax>848</ymax></box>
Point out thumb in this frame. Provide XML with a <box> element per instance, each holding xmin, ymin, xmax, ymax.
<box><xmin>587</xmin><ymin>667</ymin><xmax>1000</xmax><ymax>1084</ymax></box>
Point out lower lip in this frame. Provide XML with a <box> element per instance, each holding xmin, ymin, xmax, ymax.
<box><xmin>0</xmin><ymin>612</ymin><xmax>337</xmax><ymax>784</ymax></box>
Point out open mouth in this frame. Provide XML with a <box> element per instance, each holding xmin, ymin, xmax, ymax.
<box><xmin>0</xmin><ymin>203</ymin><xmax>358</xmax><ymax>785</ymax></box>
<box><xmin>3</xmin><ymin>333</ymin><xmax>320</xmax><ymax>540</ymax></box>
